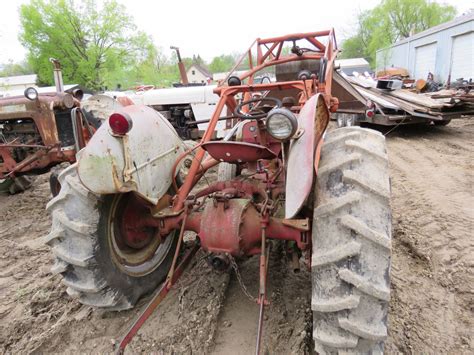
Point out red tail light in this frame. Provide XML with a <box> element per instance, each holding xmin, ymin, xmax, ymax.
<box><xmin>366</xmin><ymin>109</ymin><xmax>375</xmax><ymax>118</ymax></box>
<box><xmin>109</xmin><ymin>112</ymin><xmax>133</xmax><ymax>135</ymax></box>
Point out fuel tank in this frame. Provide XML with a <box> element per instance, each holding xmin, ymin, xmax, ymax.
<box><xmin>77</xmin><ymin>105</ymin><xmax>185</xmax><ymax>204</ymax></box>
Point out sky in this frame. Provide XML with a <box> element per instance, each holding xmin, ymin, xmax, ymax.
<box><xmin>0</xmin><ymin>0</ymin><xmax>472</xmax><ymax>64</ymax></box>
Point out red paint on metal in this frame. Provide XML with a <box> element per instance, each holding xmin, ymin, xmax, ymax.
<box><xmin>0</xmin><ymin>143</ymin><xmax>70</xmax><ymax>178</ymax></box>
<box><xmin>241</xmin><ymin>121</ymin><xmax>281</xmax><ymax>154</ymax></box>
<box><xmin>199</xmin><ymin>199</ymin><xmax>260</xmax><ymax>255</ymax></box>
<box><xmin>0</xmin><ymin>147</ymin><xmax>18</xmax><ymax>172</ymax></box>
<box><xmin>195</xmin><ymin>199</ymin><xmax>307</xmax><ymax>256</ymax></box>
<box><xmin>257</xmin><ymin>31</ymin><xmax>331</xmax><ymax>45</ymax></box>
<box><xmin>119</xmin><ymin>194</ymin><xmax>155</xmax><ymax>249</ymax></box>
<box><xmin>285</xmin><ymin>95</ymin><xmax>318</xmax><ymax>218</ymax></box>
<box><xmin>201</xmin><ymin>141</ymin><xmax>277</xmax><ymax>163</ymax></box>
<box><xmin>285</xmin><ymin>94</ymin><xmax>329</xmax><ymax>218</ymax></box>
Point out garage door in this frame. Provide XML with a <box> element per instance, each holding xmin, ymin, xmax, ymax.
<box><xmin>414</xmin><ymin>42</ymin><xmax>437</xmax><ymax>80</ymax></box>
<box><xmin>451</xmin><ymin>32</ymin><xmax>474</xmax><ymax>80</ymax></box>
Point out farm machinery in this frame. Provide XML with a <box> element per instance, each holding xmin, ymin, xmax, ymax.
<box><xmin>90</xmin><ymin>66</ymin><xmax>231</xmax><ymax>140</ymax></box>
<box><xmin>46</xmin><ymin>30</ymin><xmax>392</xmax><ymax>354</ymax></box>
<box><xmin>0</xmin><ymin>59</ymin><xmax>94</xmax><ymax>195</ymax></box>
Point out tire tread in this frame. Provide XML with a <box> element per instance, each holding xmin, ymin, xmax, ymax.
<box><xmin>312</xmin><ymin>127</ymin><xmax>391</xmax><ymax>353</ymax></box>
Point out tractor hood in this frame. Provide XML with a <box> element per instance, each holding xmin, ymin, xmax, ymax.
<box><xmin>77</xmin><ymin>105</ymin><xmax>185</xmax><ymax>204</ymax></box>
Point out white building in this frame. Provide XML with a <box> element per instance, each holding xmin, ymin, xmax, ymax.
<box><xmin>186</xmin><ymin>64</ymin><xmax>212</xmax><ymax>84</ymax></box>
<box><xmin>376</xmin><ymin>12</ymin><xmax>473</xmax><ymax>83</ymax></box>
<box><xmin>0</xmin><ymin>74</ymin><xmax>37</xmax><ymax>94</ymax></box>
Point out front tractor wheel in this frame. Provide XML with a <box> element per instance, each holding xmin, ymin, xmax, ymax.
<box><xmin>312</xmin><ymin>127</ymin><xmax>391</xmax><ymax>354</ymax></box>
<box><xmin>45</xmin><ymin>165</ymin><xmax>177</xmax><ymax>310</ymax></box>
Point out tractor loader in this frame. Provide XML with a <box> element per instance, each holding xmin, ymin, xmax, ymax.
<box><xmin>46</xmin><ymin>30</ymin><xmax>392</xmax><ymax>354</ymax></box>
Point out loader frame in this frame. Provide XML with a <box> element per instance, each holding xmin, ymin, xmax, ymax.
<box><xmin>174</xmin><ymin>30</ymin><xmax>339</xmax><ymax>210</ymax></box>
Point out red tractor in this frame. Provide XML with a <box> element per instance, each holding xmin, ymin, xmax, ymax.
<box><xmin>46</xmin><ymin>30</ymin><xmax>391</xmax><ymax>354</ymax></box>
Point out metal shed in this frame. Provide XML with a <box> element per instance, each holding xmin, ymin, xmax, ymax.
<box><xmin>376</xmin><ymin>12</ymin><xmax>473</xmax><ymax>83</ymax></box>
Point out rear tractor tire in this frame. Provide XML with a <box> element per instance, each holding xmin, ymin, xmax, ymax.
<box><xmin>49</xmin><ymin>163</ymin><xmax>70</xmax><ymax>197</ymax></box>
<box><xmin>49</xmin><ymin>172</ymin><xmax>61</xmax><ymax>197</ymax></box>
<box><xmin>312</xmin><ymin>127</ymin><xmax>391</xmax><ymax>354</ymax></box>
<box><xmin>45</xmin><ymin>164</ymin><xmax>177</xmax><ymax>310</ymax></box>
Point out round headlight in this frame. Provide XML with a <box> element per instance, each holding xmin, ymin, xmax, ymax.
<box><xmin>266</xmin><ymin>108</ymin><xmax>298</xmax><ymax>140</ymax></box>
<box><xmin>62</xmin><ymin>93</ymin><xmax>75</xmax><ymax>108</ymax></box>
<box><xmin>24</xmin><ymin>87</ymin><xmax>38</xmax><ymax>101</ymax></box>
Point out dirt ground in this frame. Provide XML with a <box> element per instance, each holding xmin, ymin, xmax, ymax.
<box><xmin>0</xmin><ymin>118</ymin><xmax>472</xmax><ymax>354</ymax></box>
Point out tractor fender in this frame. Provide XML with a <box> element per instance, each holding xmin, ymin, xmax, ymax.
<box><xmin>77</xmin><ymin>105</ymin><xmax>185</xmax><ymax>204</ymax></box>
<box><xmin>285</xmin><ymin>94</ymin><xmax>329</xmax><ymax>218</ymax></box>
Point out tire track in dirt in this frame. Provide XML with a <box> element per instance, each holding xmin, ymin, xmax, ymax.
<box><xmin>210</xmin><ymin>246</ymin><xmax>311</xmax><ymax>355</ymax></box>
<box><xmin>385</xmin><ymin>119</ymin><xmax>473</xmax><ymax>354</ymax></box>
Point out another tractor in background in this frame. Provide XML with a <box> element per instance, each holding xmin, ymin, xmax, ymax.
<box><xmin>0</xmin><ymin>59</ymin><xmax>95</xmax><ymax>195</ymax></box>
<box><xmin>83</xmin><ymin>46</ymin><xmax>275</xmax><ymax>140</ymax></box>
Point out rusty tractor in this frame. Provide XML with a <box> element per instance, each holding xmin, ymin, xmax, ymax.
<box><xmin>46</xmin><ymin>30</ymin><xmax>392</xmax><ymax>354</ymax></box>
<box><xmin>0</xmin><ymin>59</ymin><xmax>95</xmax><ymax>195</ymax></box>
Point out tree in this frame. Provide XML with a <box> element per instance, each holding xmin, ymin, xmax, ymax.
<box><xmin>192</xmin><ymin>54</ymin><xmax>205</xmax><ymax>67</ymax></box>
<box><xmin>19</xmin><ymin>0</ymin><xmax>156</xmax><ymax>90</ymax></box>
<box><xmin>340</xmin><ymin>0</ymin><xmax>456</xmax><ymax>65</ymax></box>
<box><xmin>0</xmin><ymin>60</ymin><xmax>34</xmax><ymax>77</ymax></box>
<box><xmin>208</xmin><ymin>54</ymin><xmax>236</xmax><ymax>73</ymax></box>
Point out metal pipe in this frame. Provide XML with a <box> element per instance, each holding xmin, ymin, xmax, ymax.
<box><xmin>49</xmin><ymin>58</ymin><xmax>64</xmax><ymax>93</ymax></box>
<box><xmin>185</xmin><ymin>114</ymin><xmax>237</xmax><ymax>126</ymax></box>
<box><xmin>219</xmin><ymin>39</ymin><xmax>257</xmax><ymax>87</ymax></box>
<box><xmin>256</xmin><ymin>229</ymin><xmax>269</xmax><ymax>355</ymax></box>
<box><xmin>257</xmin><ymin>31</ymin><xmax>331</xmax><ymax>45</ymax></box>
<box><xmin>170</xmin><ymin>46</ymin><xmax>189</xmax><ymax>85</ymax></box>
<box><xmin>167</xmin><ymin>212</ymin><xmax>188</xmax><ymax>283</ymax></box>
<box><xmin>70</xmin><ymin>108</ymin><xmax>82</xmax><ymax>152</ymax></box>
<box><xmin>0</xmin><ymin>144</ymin><xmax>51</xmax><ymax>149</ymax></box>
<box><xmin>5</xmin><ymin>146</ymin><xmax>55</xmax><ymax>177</ymax></box>
<box><xmin>239</xmin><ymin>54</ymin><xmax>323</xmax><ymax>82</ymax></box>
<box><xmin>256</xmin><ymin>293</ymin><xmax>265</xmax><ymax>355</ymax></box>
<box><xmin>173</xmin><ymin>95</ymin><xmax>227</xmax><ymax>211</ymax></box>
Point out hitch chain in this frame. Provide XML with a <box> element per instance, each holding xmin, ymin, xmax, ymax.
<box><xmin>229</xmin><ymin>255</ymin><xmax>257</xmax><ymax>302</ymax></box>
